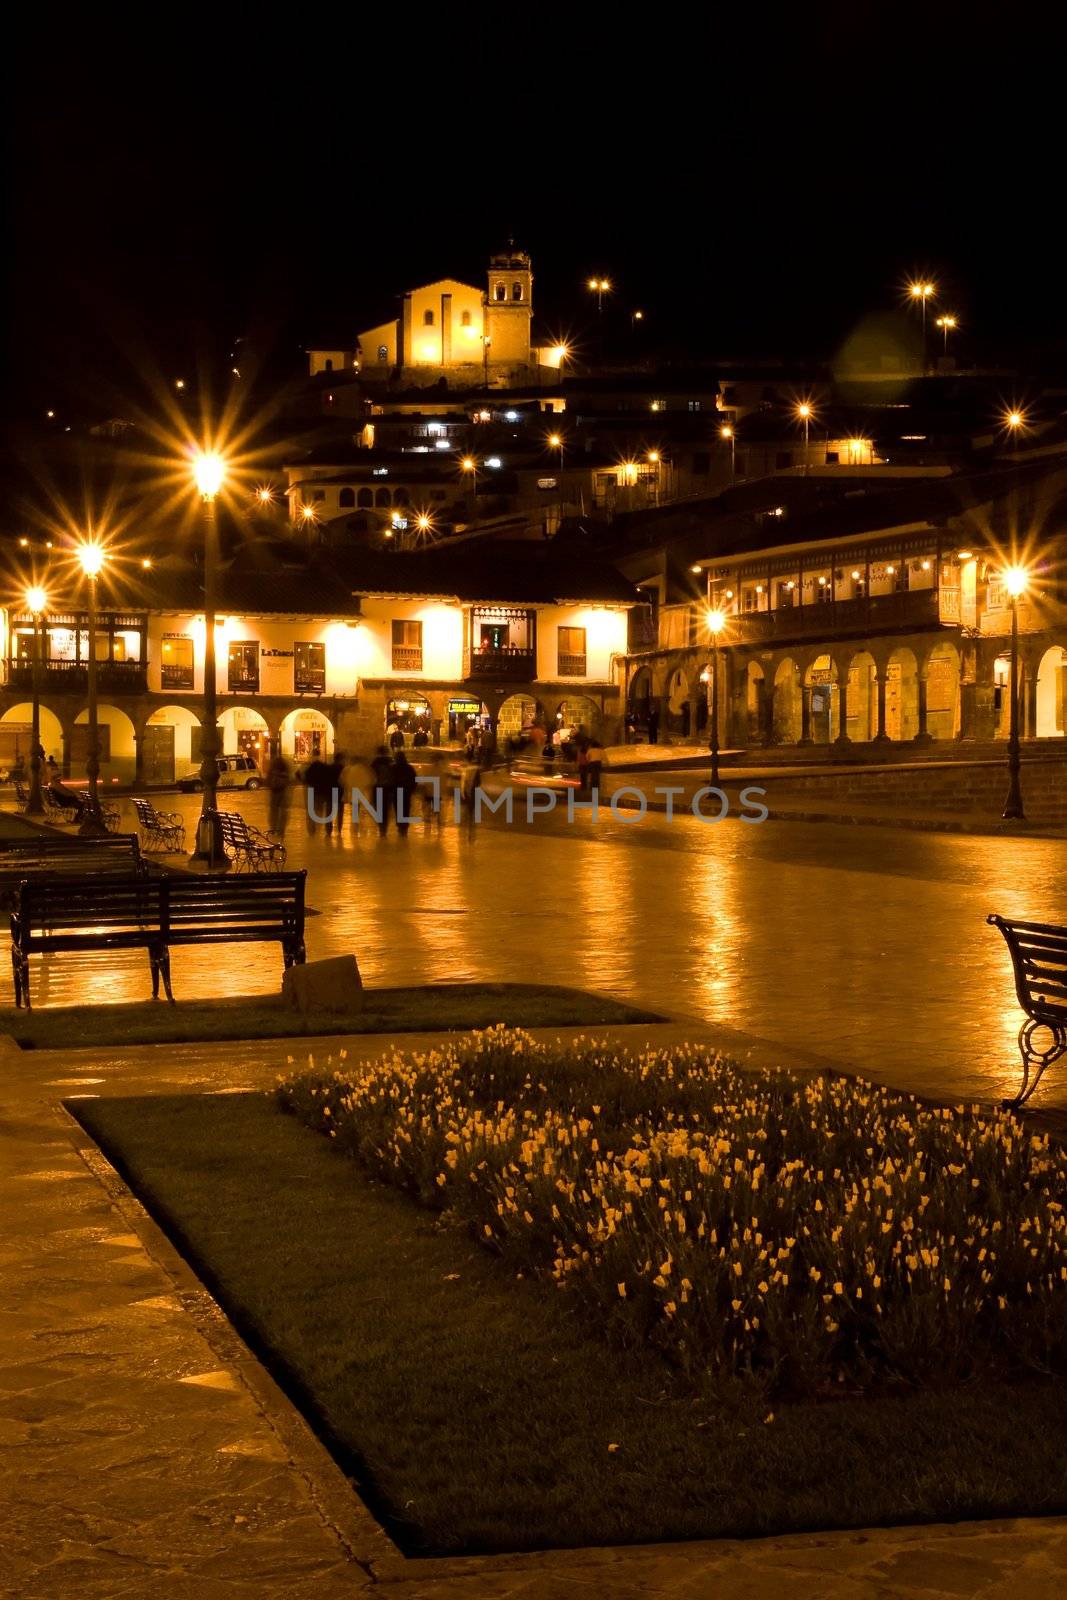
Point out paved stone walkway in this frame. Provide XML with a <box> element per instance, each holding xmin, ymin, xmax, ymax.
<box><xmin>3</xmin><ymin>1023</ymin><xmax>1067</xmax><ymax>1598</ymax></box>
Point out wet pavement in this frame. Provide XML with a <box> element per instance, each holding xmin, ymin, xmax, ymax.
<box><xmin>5</xmin><ymin>788</ymin><xmax>1065</xmax><ymax>1112</ymax></box>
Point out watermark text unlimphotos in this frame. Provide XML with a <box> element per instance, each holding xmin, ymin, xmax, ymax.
<box><xmin>307</xmin><ymin>781</ymin><xmax>769</xmax><ymax>827</ymax></box>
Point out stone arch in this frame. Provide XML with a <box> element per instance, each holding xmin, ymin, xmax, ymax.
<box><xmin>885</xmin><ymin>646</ymin><xmax>919</xmax><ymax>741</ymax></box>
<box><xmin>375</xmin><ymin>487</ymin><xmax>392</xmax><ymax>508</ymax></box>
<box><xmin>279</xmin><ymin>706</ymin><xmax>335</xmax><ymax>763</ymax></box>
<box><xmin>743</xmin><ymin>659</ymin><xmax>767</xmax><ymax>745</ymax></box>
<box><xmin>846</xmin><ymin>651</ymin><xmax>878</xmax><ymax>742</ymax></box>
<box><xmin>143</xmin><ymin>704</ymin><xmax>201</xmax><ymax>785</ymax></box>
<box><xmin>218</xmin><ymin>706</ymin><xmax>270</xmax><ymax>770</ymax></box>
<box><xmin>627</xmin><ymin>665</ymin><xmax>653</xmax><ymax>735</ymax></box>
<box><xmin>555</xmin><ymin>695</ymin><xmax>601</xmax><ymax>738</ymax></box>
<box><xmin>1035</xmin><ymin>643</ymin><xmax>1067</xmax><ymax>737</ymax></box>
<box><xmin>804</xmin><ymin>654</ymin><xmax>839</xmax><ymax>744</ymax></box>
<box><xmin>498</xmin><ymin>693</ymin><xmax>544</xmax><ymax>745</ymax></box>
<box><xmin>74</xmin><ymin>703</ymin><xmax>137</xmax><ymax>783</ymax></box>
<box><xmin>357</xmin><ymin>488</ymin><xmax>373</xmax><ymax>508</ymax></box>
<box><xmin>923</xmin><ymin>640</ymin><xmax>961</xmax><ymax>741</ymax></box>
<box><xmin>442</xmin><ymin>693</ymin><xmax>488</xmax><ymax>745</ymax></box>
<box><xmin>383</xmin><ymin>691</ymin><xmax>433</xmax><ymax>747</ymax></box>
<box><xmin>772</xmin><ymin>656</ymin><xmax>801</xmax><ymax>744</ymax></box>
<box><xmin>666</xmin><ymin>665</ymin><xmax>690</xmax><ymax>738</ymax></box>
<box><xmin>339</xmin><ymin>487</ymin><xmax>355</xmax><ymax>508</ymax></box>
<box><xmin>0</xmin><ymin>702</ymin><xmax>64</xmax><ymax>775</ymax></box>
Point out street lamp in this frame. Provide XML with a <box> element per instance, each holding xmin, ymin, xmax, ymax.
<box><xmin>631</xmin><ymin>308</ymin><xmax>644</xmax><ymax>330</ymax></box>
<box><xmin>909</xmin><ymin>281</ymin><xmax>936</xmax><ymax>370</ymax></box>
<box><xmin>191</xmin><ymin>450</ymin><xmax>227</xmax><ymax>865</ymax></box>
<box><xmin>24</xmin><ymin>585</ymin><xmax>48</xmax><ymax>816</ymax></box>
<box><xmin>796</xmin><ymin>401</ymin><xmax>814</xmax><ymax>475</ymax></box>
<box><xmin>1005</xmin><ymin>409</ymin><xmax>1026</xmax><ymax>453</ymax></box>
<box><xmin>588</xmin><ymin>277</ymin><xmax>611</xmax><ymax>314</ymax></box>
<box><xmin>76</xmin><ymin>543</ymin><xmax>108</xmax><ymax>836</ymax></box>
<box><xmin>936</xmin><ymin>313</ymin><xmax>957</xmax><ymax>354</ymax></box>
<box><xmin>720</xmin><ymin>422</ymin><xmax>736</xmax><ymax>477</ymax></box>
<box><xmin>461</xmin><ymin>455</ymin><xmax>478</xmax><ymax>519</ymax></box>
<box><xmin>548</xmin><ymin>432</ymin><xmax>565</xmax><ymax>528</ymax></box>
<box><xmin>1001</xmin><ymin>564</ymin><xmax>1029</xmax><ymax>820</ymax></box>
<box><xmin>706</xmin><ymin>608</ymin><xmax>727</xmax><ymax>785</ymax></box>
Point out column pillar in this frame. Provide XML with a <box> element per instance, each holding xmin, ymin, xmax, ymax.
<box><xmin>873</xmin><ymin>670</ymin><xmax>890</xmax><ymax>743</ymax></box>
<box><xmin>799</xmin><ymin>683</ymin><xmax>813</xmax><ymax>745</ymax></box>
<box><xmin>914</xmin><ymin>671</ymin><xmax>932</xmax><ymax>744</ymax></box>
<box><xmin>1024</xmin><ymin>667</ymin><xmax>1038</xmax><ymax>739</ymax></box>
<box><xmin>134</xmin><ymin>730</ymin><xmax>145</xmax><ymax>786</ymax></box>
<box><xmin>833</xmin><ymin>669</ymin><xmax>851</xmax><ymax>746</ymax></box>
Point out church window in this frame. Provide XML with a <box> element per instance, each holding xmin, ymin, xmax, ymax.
<box><xmin>377</xmin><ymin>344</ymin><xmax>388</xmax><ymax>362</ymax></box>
<box><xmin>494</xmin><ymin>282</ymin><xmax>506</xmax><ymax>301</ymax></box>
<box><xmin>324</xmin><ymin>358</ymin><xmax>333</xmax><ymax>372</ymax></box>
<box><xmin>357</xmin><ymin>488</ymin><xmax>373</xmax><ymax>508</ymax></box>
<box><xmin>339</xmin><ymin>488</ymin><xmax>355</xmax><ymax>508</ymax></box>
<box><xmin>423</xmin><ymin>309</ymin><xmax>435</xmax><ymax>326</ymax></box>
<box><xmin>460</xmin><ymin>310</ymin><xmax>472</xmax><ymax>327</ymax></box>
<box><xmin>512</xmin><ymin>282</ymin><xmax>523</xmax><ymax>301</ymax></box>
<box><xmin>375</xmin><ymin>488</ymin><xmax>392</xmax><ymax>507</ymax></box>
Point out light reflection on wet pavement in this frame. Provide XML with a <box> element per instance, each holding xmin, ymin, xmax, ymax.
<box><xmin>11</xmin><ymin>789</ymin><xmax>1067</xmax><ymax>1109</ymax></box>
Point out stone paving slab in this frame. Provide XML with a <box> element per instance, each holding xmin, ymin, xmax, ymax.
<box><xmin>4</xmin><ymin>1024</ymin><xmax>1067</xmax><ymax>1597</ymax></box>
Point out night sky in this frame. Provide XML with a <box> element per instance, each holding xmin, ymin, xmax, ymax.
<box><xmin>5</xmin><ymin>12</ymin><xmax>1063</xmax><ymax>427</ymax></box>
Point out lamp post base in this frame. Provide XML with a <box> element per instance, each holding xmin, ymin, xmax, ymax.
<box><xmin>78</xmin><ymin>812</ymin><xmax>110</xmax><ymax>839</ymax></box>
<box><xmin>189</xmin><ymin>810</ymin><xmax>229</xmax><ymax>870</ymax></box>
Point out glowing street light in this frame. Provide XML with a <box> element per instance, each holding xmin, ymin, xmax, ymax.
<box><xmin>936</xmin><ymin>313</ymin><xmax>958</xmax><ymax>354</ymax></box>
<box><xmin>547</xmin><ymin>433</ymin><xmax>566</xmax><ymax>526</ymax></box>
<box><xmin>76</xmin><ymin>543</ymin><xmax>108</xmax><ymax>836</ymax></box>
<box><xmin>190</xmin><ymin>449</ymin><xmax>228</xmax><ymax>864</ymax></box>
<box><xmin>908</xmin><ymin>281</ymin><xmax>936</xmax><ymax>370</ymax></box>
<box><xmin>796</xmin><ymin>401</ymin><xmax>814</xmax><ymax>474</ymax></box>
<box><xmin>720</xmin><ymin>422</ymin><xmax>736</xmax><ymax>478</ymax></box>
<box><xmin>1001</xmin><ymin>563</ymin><xmax>1030</xmax><ymax>819</ymax></box>
<box><xmin>588</xmin><ymin>276</ymin><xmax>611</xmax><ymax>314</ymax></box>
<box><xmin>256</xmin><ymin>485</ymin><xmax>274</xmax><ymax>505</ymax></box>
<box><xmin>705</xmin><ymin>608</ymin><xmax>727</xmax><ymax>786</ymax></box>
<box><xmin>23</xmin><ymin>586</ymin><xmax>48</xmax><ymax>816</ymax></box>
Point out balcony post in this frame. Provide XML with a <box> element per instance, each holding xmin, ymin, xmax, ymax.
<box><xmin>914</xmin><ymin>670</ymin><xmax>932</xmax><ymax>744</ymax></box>
<box><xmin>873</xmin><ymin>668</ymin><xmax>890</xmax><ymax>743</ymax></box>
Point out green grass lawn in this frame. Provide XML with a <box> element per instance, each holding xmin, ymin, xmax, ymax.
<box><xmin>73</xmin><ymin>1091</ymin><xmax>1067</xmax><ymax>1557</ymax></box>
<box><xmin>5</xmin><ymin>984</ymin><xmax>659</xmax><ymax>1049</ymax></box>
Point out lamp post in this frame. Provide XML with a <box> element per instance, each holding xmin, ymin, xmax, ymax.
<box><xmin>192</xmin><ymin>452</ymin><xmax>226</xmax><ymax>865</ymax></box>
<box><xmin>548</xmin><ymin>432</ymin><xmax>565</xmax><ymax>529</ymax></box>
<box><xmin>76</xmin><ymin>544</ymin><xmax>108</xmax><ymax>836</ymax></box>
<box><xmin>461</xmin><ymin>455</ymin><xmax>477</xmax><ymax>522</ymax></box>
<box><xmin>936</xmin><ymin>313</ymin><xmax>957</xmax><ymax>355</ymax></box>
<box><xmin>1005</xmin><ymin>409</ymin><xmax>1025</xmax><ymax>454</ymax></box>
<box><xmin>720</xmin><ymin>422</ymin><xmax>736</xmax><ymax>478</ymax></box>
<box><xmin>706</xmin><ymin>608</ymin><xmax>727</xmax><ymax>785</ymax></box>
<box><xmin>24</xmin><ymin>585</ymin><xmax>48</xmax><ymax>816</ymax></box>
<box><xmin>909</xmin><ymin>282</ymin><xmax>935</xmax><ymax>371</ymax></box>
<box><xmin>796</xmin><ymin>402</ymin><xmax>813</xmax><ymax>475</ymax></box>
<box><xmin>587</xmin><ymin>277</ymin><xmax>610</xmax><ymax>314</ymax></box>
<box><xmin>1001</xmin><ymin>565</ymin><xmax>1029</xmax><ymax>820</ymax></box>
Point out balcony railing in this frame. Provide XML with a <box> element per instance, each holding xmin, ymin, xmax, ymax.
<box><xmin>724</xmin><ymin>589</ymin><xmax>943</xmax><ymax>644</ymax></box>
<box><xmin>227</xmin><ymin>671</ymin><xmax>260</xmax><ymax>693</ymax></box>
<box><xmin>161</xmin><ymin>666</ymin><xmax>194</xmax><ymax>691</ymax></box>
<box><xmin>295</xmin><ymin>669</ymin><xmax>327</xmax><ymax>693</ymax></box>
<box><xmin>557</xmin><ymin>653</ymin><xmax>587</xmax><ymax>677</ymax></box>
<box><xmin>464</xmin><ymin>647</ymin><xmax>537</xmax><ymax>683</ymax></box>
<box><xmin>391</xmin><ymin>647</ymin><xmax>423</xmax><ymax>673</ymax></box>
<box><xmin>4</xmin><ymin>659</ymin><xmax>148</xmax><ymax>694</ymax></box>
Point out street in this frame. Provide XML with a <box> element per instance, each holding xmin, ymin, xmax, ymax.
<box><xmin>15</xmin><ymin>787</ymin><xmax>1066</xmax><ymax>1112</ymax></box>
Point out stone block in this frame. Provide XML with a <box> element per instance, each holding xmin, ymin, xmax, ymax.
<box><xmin>282</xmin><ymin>955</ymin><xmax>363</xmax><ymax>1015</ymax></box>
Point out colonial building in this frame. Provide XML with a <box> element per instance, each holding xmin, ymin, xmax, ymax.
<box><xmin>0</xmin><ymin>546</ymin><xmax>633</xmax><ymax>783</ymax></box>
<box><xmin>308</xmin><ymin>248</ymin><xmax>566</xmax><ymax>392</ymax></box>
<box><xmin>620</xmin><ymin>458</ymin><xmax>1067</xmax><ymax>752</ymax></box>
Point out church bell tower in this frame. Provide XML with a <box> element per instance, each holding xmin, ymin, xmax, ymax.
<box><xmin>484</xmin><ymin>245</ymin><xmax>533</xmax><ymax>371</ymax></box>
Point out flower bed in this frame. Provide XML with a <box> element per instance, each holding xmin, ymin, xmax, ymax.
<box><xmin>278</xmin><ymin>1027</ymin><xmax>1067</xmax><ymax>1399</ymax></box>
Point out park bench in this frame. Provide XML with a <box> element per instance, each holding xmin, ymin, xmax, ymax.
<box><xmin>217</xmin><ymin>810</ymin><xmax>287</xmax><ymax>872</ymax></box>
<box><xmin>0</xmin><ymin>833</ymin><xmax>145</xmax><ymax>907</ymax></box>
<box><xmin>987</xmin><ymin>914</ymin><xmax>1067</xmax><ymax>1107</ymax></box>
<box><xmin>42</xmin><ymin>785</ymin><xmax>121</xmax><ymax>832</ymax></box>
<box><xmin>10</xmin><ymin>869</ymin><xmax>306</xmax><ymax>1007</ymax></box>
<box><xmin>13</xmin><ymin>780</ymin><xmax>29</xmax><ymax>812</ymax></box>
<box><xmin>134</xmin><ymin>796</ymin><xmax>186</xmax><ymax>853</ymax></box>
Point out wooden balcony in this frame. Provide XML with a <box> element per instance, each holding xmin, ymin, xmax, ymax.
<box><xmin>4</xmin><ymin>660</ymin><xmax>148</xmax><ymax>695</ymax></box>
<box><xmin>557</xmin><ymin>653</ymin><xmax>588</xmax><ymax>677</ymax></box>
<box><xmin>727</xmin><ymin>589</ymin><xmax>944</xmax><ymax>645</ymax></box>
<box><xmin>391</xmin><ymin>647</ymin><xmax>423</xmax><ymax>673</ymax></box>
<box><xmin>463</xmin><ymin>647</ymin><xmax>537</xmax><ymax>683</ymax></box>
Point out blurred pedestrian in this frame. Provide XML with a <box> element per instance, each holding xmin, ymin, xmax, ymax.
<box><xmin>393</xmin><ymin>749</ymin><xmax>417</xmax><ymax>835</ymax></box>
<box><xmin>327</xmin><ymin>749</ymin><xmax>346</xmax><ymax>834</ymax></box>
<box><xmin>647</xmin><ymin>705</ymin><xmax>660</xmax><ymax>745</ymax></box>
<box><xmin>370</xmin><ymin>745</ymin><xmax>394</xmax><ymax>835</ymax></box>
<box><xmin>304</xmin><ymin>755</ymin><xmax>333</xmax><ymax>834</ymax></box>
<box><xmin>266</xmin><ymin>754</ymin><xmax>291</xmax><ymax>835</ymax></box>
<box><xmin>586</xmin><ymin>736</ymin><xmax>605</xmax><ymax>795</ymax></box>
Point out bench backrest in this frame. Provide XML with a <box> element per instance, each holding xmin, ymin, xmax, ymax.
<box><xmin>15</xmin><ymin>874</ymin><xmax>163</xmax><ymax>937</ymax></box>
<box><xmin>163</xmin><ymin>871</ymin><xmax>305</xmax><ymax>934</ymax></box>
<box><xmin>217</xmin><ymin>810</ymin><xmax>250</xmax><ymax>844</ymax></box>
<box><xmin>1</xmin><ymin>835</ymin><xmax>143</xmax><ymax>887</ymax></box>
<box><xmin>988</xmin><ymin>914</ymin><xmax>1067</xmax><ymax>1022</ymax></box>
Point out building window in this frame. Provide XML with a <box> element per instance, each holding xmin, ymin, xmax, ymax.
<box><xmin>161</xmin><ymin>637</ymin><xmax>194</xmax><ymax>690</ymax></box>
<box><xmin>392</xmin><ymin>619</ymin><xmax>423</xmax><ymax>672</ymax></box>
<box><xmin>228</xmin><ymin>641</ymin><xmax>259</xmax><ymax>693</ymax></box>
<box><xmin>375</xmin><ymin>487</ymin><xmax>392</xmax><ymax>508</ymax></box>
<box><xmin>512</xmin><ymin>282</ymin><xmax>523</xmax><ymax>301</ymax></box>
<box><xmin>825</xmin><ymin>451</ymin><xmax>839</xmax><ymax>464</ymax></box>
<box><xmin>357</xmin><ymin>488</ymin><xmax>373</xmax><ymax>507</ymax></box>
<box><xmin>423</xmin><ymin>309</ymin><xmax>435</xmax><ymax>326</ymax></box>
<box><xmin>557</xmin><ymin>625</ymin><xmax>587</xmax><ymax>677</ymax></box>
<box><xmin>687</xmin><ymin>400</ymin><xmax>702</xmax><ymax>412</ymax></box>
<box><xmin>295</xmin><ymin>640</ymin><xmax>326</xmax><ymax>694</ymax></box>
<box><xmin>460</xmin><ymin>310</ymin><xmax>472</xmax><ymax>327</ymax></box>
<box><xmin>377</xmin><ymin>344</ymin><xmax>388</xmax><ymax>362</ymax></box>
<box><xmin>339</xmin><ymin>487</ymin><xmax>355</xmax><ymax>508</ymax></box>
<box><xmin>494</xmin><ymin>282</ymin><xmax>506</xmax><ymax>301</ymax></box>
<box><xmin>311</xmin><ymin>489</ymin><xmax>325</xmax><ymax>502</ymax></box>
<box><xmin>324</xmin><ymin>358</ymin><xmax>333</xmax><ymax>372</ymax></box>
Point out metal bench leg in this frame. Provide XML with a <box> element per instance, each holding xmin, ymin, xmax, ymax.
<box><xmin>1005</xmin><ymin>1019</ymin><xmax>1067</xmax><ymax>1110</ymax></box>
<box><xmin>11</xmin><ymin>945</ymin><xmax>22</xmax><ymax>1009</ymax></box>
<box><xmin>159</xmin><ymin>947</ymin><xmax>174</xmax><ymax>1003</ymax></box>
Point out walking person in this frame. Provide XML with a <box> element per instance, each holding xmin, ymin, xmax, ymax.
<box><xmin>370</xmin><ymin>745</ymin><xmax>394</xmax><ymax>835</ymax></box>
<box><xmin>585</xmin><ymin>735</ymin><xmax>605</xmax><ymax>796</ymax></box>
<box><xmin>266</xmin><ymin>754</ymin><xmax>291</xmax><ymax>836</ymax></box>
<box><xmin>392</xmin><ymin>748</ymin><xmax>418</xmax><ymax>836</ymax></box>
<box><xmin>304</xmin><ymin>755</ymin><xmax>334</xmax><ymax>834</ymax></box>
<box><xmin>327</xmin><ymin>749</ymin><xmax>346</xmax><ymax>835</ymax></box>
<box><xmin>647</xmin><ymin>704</ymin><xmax>660</xmax><ymax>745</ymax></box>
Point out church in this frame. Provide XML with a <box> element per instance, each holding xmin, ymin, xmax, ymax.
<box><xmin>307</xmin><ymin>247</ymin><xmax>566</xmax><ymax>390</ymax></box>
